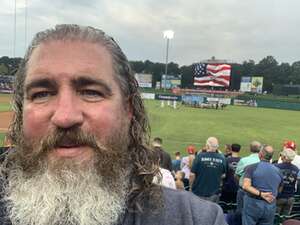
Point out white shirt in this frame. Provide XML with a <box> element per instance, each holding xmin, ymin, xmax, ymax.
<box><xmin>153</xmin><ymin>168</ymin><xmax>176</xmax><ymax>189</ymax></box>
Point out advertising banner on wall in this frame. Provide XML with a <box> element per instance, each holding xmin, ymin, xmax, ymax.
<box><xmin>141</xmin><ymin>93</ymin><xmax>155</xmax><ymax>100</ymax></box>
<box><xmin>134</xmin><ymin>73</ymin><xmax>152</xmax><ymax>88</ymax></box>
<box><xmin>251</xmin><ymin>76</ymin><xmax>263</xmax><ymax>93</ymax></box>
<box><xmin>182</xmin><ymin>95</ymin><xmax>205</xmax><ymax>105</ymax></box>
<box><xmin>155</xmin><ymin>94</ymin><xmax>182</xmax><ymax>101</ymax></box>
<box><xmin>161</xmin><ymin>74</ymin><xmax>181</xmax><ymax>89</ymax></box>
<box><xmin>240</xmin><ymin>76</ymin><xmax>252</xmax><ymax>92</ymax></box>
<box><xmin>206</xmin><ymin>97</ymin><xmax>231</xmax><ymax>105</ymax></box>
<box><xmin>240</xmin><ymin>76</ymin><xmax>263</xmax><ymax>93</ymax></box>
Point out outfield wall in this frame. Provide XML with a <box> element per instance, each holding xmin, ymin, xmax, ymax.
<box><xmin>141</xmin><ymin>92</ymin><xmax>300</xmax><ymax>111</ymax></box>
<box><xmin>256</xmin><ymin>99</ymin><xmax>300</xmax><ymax>111</ymax></box>
<box><xmin>234</xmin><ymin>97</ymin><xmax>300</xmax><ymax>111</ymax></box>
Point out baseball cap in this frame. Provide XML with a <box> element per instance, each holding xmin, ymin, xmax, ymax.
<box><xmin>283</xmin><ymin>140</ymin><xmax>296</xmax><ymax>151</ymax></box>
<box><xmin>186</xmin><ymin>145</ymin><xmax>196</xmax><ymax>154</ymax></box>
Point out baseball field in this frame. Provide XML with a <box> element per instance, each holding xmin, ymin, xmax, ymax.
<box><xmin>0</xmin><ymin>94</ymin><xmax>299</xmax><ymax>158</ymax></box>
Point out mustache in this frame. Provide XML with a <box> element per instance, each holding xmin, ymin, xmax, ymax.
<box><xmin>39</xmin><ymin>127</ymin><xmax>107</xmax><ymax>154</ymax></box>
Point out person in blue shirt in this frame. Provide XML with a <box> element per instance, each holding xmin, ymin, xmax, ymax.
<box><xmin>242</xmin><ymin>145</ymin><xmax>283</xmax><ymax>225</ymax></box>
<box><xmin>172</xmin><ymin>151</ymin><xmax>181</xmax><ymax>173</ymax></box>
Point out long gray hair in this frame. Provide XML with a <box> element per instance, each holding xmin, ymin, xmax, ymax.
<box><xmin>8</xmin><ymin>24</ymin><xmax>161</xmax><ymax>212</ymax></box>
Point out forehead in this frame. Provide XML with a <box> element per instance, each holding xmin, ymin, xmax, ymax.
<box><xmin>25</xmin><ymin>40</ymin><xmax>117</xmax><ymax>86</ymax></box>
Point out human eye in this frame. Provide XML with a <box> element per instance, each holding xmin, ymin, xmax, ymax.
<box><xmin>79</xmin><ymin>89</ymin><xmax>104</xmax><ymax>101</ymax></box>
<box><xmin>29</xmin><ymin>90</ymin><xmax>54</xmax><ymax>103</ymax></box>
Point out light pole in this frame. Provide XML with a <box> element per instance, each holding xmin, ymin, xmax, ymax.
<box><xmin>13</xmin><ymin>0</ymin><xmax>17</xmax><ymax>57</ymax></box>
<box><xmin>25</xmin><ymin>0</ymin><xmax>28</xmax><ymax>51</ymax></box>
<box><xmin>163</xmin><ymin>30</ymin><xmax>174</xmax><ymax>91</ymax></box>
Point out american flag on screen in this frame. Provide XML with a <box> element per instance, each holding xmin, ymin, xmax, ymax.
<box><xmin>194</xmin><ymin>63</ymin><xmax>231</xmax><ymax>87</ymax></box>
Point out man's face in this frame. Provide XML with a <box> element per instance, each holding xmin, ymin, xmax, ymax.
<box><xmin>22</xmin><ymin>40</ymin><xmax>132</xmax><ymax>166</ymax></box>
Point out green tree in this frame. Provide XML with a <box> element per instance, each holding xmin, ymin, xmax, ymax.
<box><xmin>130</xmin><ymin>61</ymin><xmax>145</xmax><ymax>73</ymax></box>
<box><xmin>241</xmin><ymin>60</ymin><xmax>256</xmax><ymax>77</ymax></box>
<box><xmin>180</xmin><ymin>65</ymin><xmax>194</xmax><ymax>88</ymax></box>
<box><xmin>277</xmin><ymin>63</ymin><xmax>292</xmax><ymax>84</ymax></box>
<box><xmin>0</xmin><ymin>63</ymin><xmax>8</xmax><ymax>74</ymax></box>
<box><xmin>290</xmin><ymin>61</ymin><xmax>300</xmax><ymax>84</ymax></box>
<box><xmin>256</xmin><ymin>56</ymin><xmax>278</xmax><ymax>92</ymax></box>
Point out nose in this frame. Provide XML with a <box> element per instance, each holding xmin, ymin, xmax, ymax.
<box><xmin>51</xmin><ymin>91</ymin><xmax>84</xmax><ymax>129</ymax></box>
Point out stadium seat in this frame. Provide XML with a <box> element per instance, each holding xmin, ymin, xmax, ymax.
<box><xmin>294</xmin><ymin>194</ymin><xmax>300</xmax><ymax>202</ymax></box>
<box><xmin>291</xmin><ymin>202</ymin><xmax>300</xmax><ymax>215</ymax></box>
<box><xmin>274</xmin><ymin>213</ymin><xmax>284</xmax><ymax>225</ymax></box>
<box><xmin>218</xmin><ymin>201</ymin><xmax>237</xmax><ymax>213</ymax></box>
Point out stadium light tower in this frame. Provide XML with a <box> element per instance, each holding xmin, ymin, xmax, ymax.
<box><xmin>13</xmin><ymin>0</ymin><xmax>17</xmax><ymax>57</ymax></box>
<box><xmin>163</xmin><ymin>30</ymin><xmax>174</xmax><ymax>91</ymax></box>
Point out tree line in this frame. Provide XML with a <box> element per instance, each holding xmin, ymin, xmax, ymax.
<box><xmin>1</xmin><ymin>55</ymin><xmax>300</xmax><ymax>93</ymax></box>
<box><xmin>131</xmin><ymin>56</ymin><xmax>300</xmax><ymax>93</ymax></box>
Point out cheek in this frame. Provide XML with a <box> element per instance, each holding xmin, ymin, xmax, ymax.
<box><xmin>87</xmin><ymin>106</ymin><xmax>130</xmax><ymax>140</ymax></box>
<box><xmin>22</xmin><ymin>106</ymin><xmax>50</xmax><ymax>141</ymax></box>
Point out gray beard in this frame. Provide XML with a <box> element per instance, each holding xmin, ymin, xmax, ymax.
<box><xmin>3</xmin><ymin>116</ymin><xmax>133</xmax><ymax>225</ymax></box>
<box><xmin>4</xmin><ymin>164</ymin><xmax>130</xmax><ymax>225</ymax></box>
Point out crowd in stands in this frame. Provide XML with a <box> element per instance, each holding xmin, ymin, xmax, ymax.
<box><xmin>151</xmin><ymin>137</ymin><xmax>300</xmax><ymax>225</ymax></box>
<box><xmin>2</xmin><ymin>134</ymin><xmax>300</xmax><ymax>225</ymax></box>
<box><xmin>0</xmin><ymin>75</ymin><xmax>14</xmax><ymax>92</ymax></box>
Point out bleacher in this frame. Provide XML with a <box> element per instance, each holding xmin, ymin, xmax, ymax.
<box><xmin>0</xmin><ymin>75</ymin><xmax>14</xmax><ymax>93</ymax></box>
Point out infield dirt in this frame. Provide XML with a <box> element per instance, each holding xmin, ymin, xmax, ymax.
<box><xmin>0</xmin><ymin>94</ymin><xmax>12</xmax><ymax>132</ymax></box>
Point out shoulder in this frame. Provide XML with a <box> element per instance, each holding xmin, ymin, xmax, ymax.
<box><xmin>182</xmin><ymin>156</ymin><xmax>189</xmax><ymax>161</ymax></box>
<box><xmin>240</xmin><ymin>155</ymin><xmax>249</xmax><ymax>161</ymax></box>
<box><xmin>124</xmin><ymin>188</ymin><xmax>227</xmax><ymax>225</ymax></box>
<box><xmin>237</xmin><ymin>156</ymin><xmax>248</xmax><ymax>166</ymax></box>
<box><xmin>245</xmin><ymin>162</ymin><xmax>259</xmax><ymax>171</ymax></box>
<box><xmin>197</xmin><ymin>152</ymin><xmax>206</xmax><ymax>157</ymax></box>
<box><xmin>244</xmin><ymin>162</ymin><xmax>259</xmax><ymax>177</ymax></box>
<box><xmin>162</xmin><ymin>188</ymin><xmax>227</xmax><ymax>225</ymax></box>
<box><xmin>268</xmin><ymin>163</ymin><xmax>281</xmax><ymax>171</ymax></box>
<box><xmin>291</xmin><ymin>164</ymin><xmax>300</xmax><ymax>172</ymax></box>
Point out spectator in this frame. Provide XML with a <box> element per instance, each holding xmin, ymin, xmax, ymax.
<box><xmin>224</xmin><ymin>144</ymin><xmax>232</xmax><ymax>158</ymax></box>
<box><xmin>278</xmin><ymin>140</ymin><xmax>300</xmax><ymax>169</ymax></box>
<box><xmin>220</xmin><ymin>143</ymin><xmax>241</xmax><ymax>203</ymax></box>
<box><xmin>172</xmin><ymin>151</ymin><xmax>181</xmax><ymax>173</ymax></box>
<box><xmin>235</xmin><ymin>141</ymin><xmax>261</xmax><ymax>214</ymax></box>
<box><xmin>174</xmin><ymin>171</ymin><xmax>185</xmax><ymax>190</ymax></box>
<box><xmin>190</xmin><ymin>137</ymin><xmax>227</xmax><ymax>203</ymax></box>
<box><xmin>180</xmin><ymin>145</ymin><xmax>196</xmax><ymax>181</ymax></box>
<box><xmin>242</xmin><ymin>145</ymin><xmax>283</xmax><ymax>225</ymax></box>
<box><xmin>275</xmin><ymin>148</ymin><xmax>299</xmax><ymax>215</ymax></box>
<box><xmin>153</xmin><ymin>167</ymin><xmax>176</xmax><ymax>189</ymax></box>
<box><xmin>152</xmin><ymin>137</ymin><xmax>172</xmax><ymax>172</ymax></box>
<box><xmin>0</xmin><ymin>24</ymin><xmax>227</xmax><ymax>225</ymax></box>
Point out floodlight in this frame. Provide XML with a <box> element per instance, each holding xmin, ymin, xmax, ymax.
<box><xmin>163</xmin><ymin>30</ymin><xmax>174</xmax><ymax>39</ymax></box>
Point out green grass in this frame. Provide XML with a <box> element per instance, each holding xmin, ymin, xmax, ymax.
<box><xmin>1</xmin><ymin>98</ymin><xmax>299</xmax><ymax>160</ymax></box>
<box><xmin>0</xmin><ymin>103</ymin><xmax>11</xmax><ymax>112</ymax></box>
<box><xmin>0</xmin><ymin>133</ymin><xmax>5</xmax><ymax>147</ymax></box>
<box><xmin>146</xmin><ymin>100</ymin><xmax>300</xmax><ymax>158</ymax></box>
<box><xmin>0</xmin><ymin>93</ymin><xmax>12</xmax><ymax>112</ymax></box>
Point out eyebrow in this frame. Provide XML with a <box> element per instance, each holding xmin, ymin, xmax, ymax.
<box><xmin>25</xmin><ymin>78</ymin><xmax>57</xmax><ymax>94</ymax></box>
<box><xmin>72</xmin><ymin>76</ymin><xmax>113</xmax><ymax>96</ymax></box>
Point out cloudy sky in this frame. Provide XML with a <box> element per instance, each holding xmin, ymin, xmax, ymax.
<box><xmin>1</xmin><ymin>0</ymin><xmax>300</xmax><ymax>66</ymax></box>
